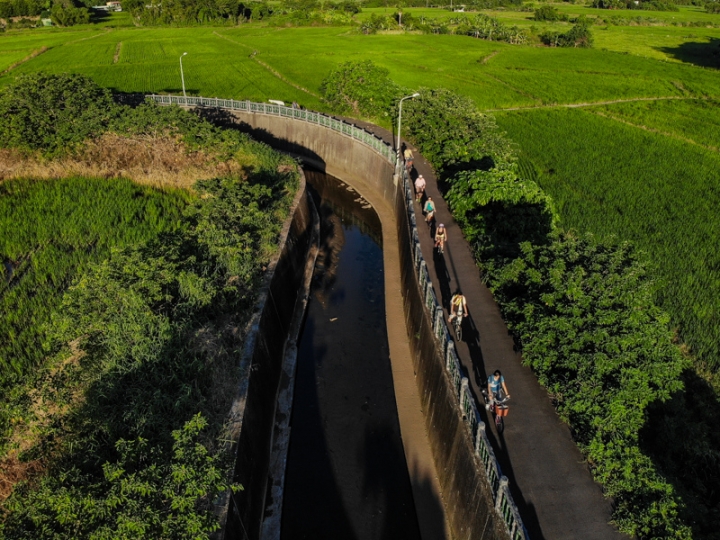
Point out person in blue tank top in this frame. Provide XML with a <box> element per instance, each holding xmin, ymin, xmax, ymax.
<box><xmin>488</xmin><ymin>370</ymin><xmax>510</xmax><ymax>403</ymax></box>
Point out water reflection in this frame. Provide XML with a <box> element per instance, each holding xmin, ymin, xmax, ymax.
<box><xmin>281</xmin><ymin>171</ymin><xmax>420</xmax><ymax>540</ymax></box>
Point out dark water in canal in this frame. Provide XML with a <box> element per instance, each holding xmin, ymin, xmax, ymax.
<box><xmin>280</xmin><ymin>171</ymin><xmax>421</xmax><ymax>540</ymax></box>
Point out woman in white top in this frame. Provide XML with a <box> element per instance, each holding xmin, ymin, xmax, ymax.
<box><xmin>414</xmin><ymin>175</ymin><xmax>426</xmax><ymax>202</ymax></box>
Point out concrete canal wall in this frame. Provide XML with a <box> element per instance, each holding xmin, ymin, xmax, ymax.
<box><xmin>221</xmin><ymin>172</ymin><xmax>317</xmax><ymax>540</ymax></box>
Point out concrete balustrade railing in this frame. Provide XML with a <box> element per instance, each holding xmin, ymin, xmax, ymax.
<box><xmin>148</xmin><ymin>94</ymin><xmax>396</xmax><ymax>163</ymax></box>
<box><xmin>150</xmin><ymin>93</ymin><xmax>526</xmax><ymax>540</ymax></box>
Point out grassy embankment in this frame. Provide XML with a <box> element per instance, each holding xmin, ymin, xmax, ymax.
<box><xmin>0</xmin><ymin>74</ymin><xmax>300</xmax><ymax>538</ymax></box>
<box><xmin>0</xmin><ymin>177</ymin><xmax>188</xmax><ymax>440</ymax></box>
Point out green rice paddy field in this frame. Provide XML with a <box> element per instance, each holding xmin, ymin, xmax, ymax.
<box><xmin>1</xmin><ymin>9</ymin><xmax>720</xmax><ymax>372</ymax></box>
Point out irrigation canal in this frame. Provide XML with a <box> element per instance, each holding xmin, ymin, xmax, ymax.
<box><xmin>280</xmin><ymin>170</ymin><xmax>422</xmax><ymax>539</ymax></box>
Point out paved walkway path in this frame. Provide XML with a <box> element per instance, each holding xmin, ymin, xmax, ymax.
<box><xmin>346</xmin><ymin>117</ymin><xmax>628</xmax><ymax>540</ymax></box>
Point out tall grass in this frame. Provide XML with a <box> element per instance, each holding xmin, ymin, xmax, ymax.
<box><xmin>0</xmin><ymin>177</ymin><xmax>187</xmax><ymax>418</ymax></box>
<box><xmin>496</xmin><ymin>107</ymin><xmax>720</xmax><ymax>372</ymax></box>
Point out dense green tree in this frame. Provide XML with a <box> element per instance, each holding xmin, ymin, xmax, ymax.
<box><xmin>533</xmin><ymin>4</ymin><xmax>568</xmax><ymax>20</ymax></box>
<box><xmin>488</xmin><ymin>234</ymin><xmax>690</xmax><ymax>539</ymax></box>
<box><xmin>319</xmin><ymin>60</ymin><xmax>404</xmax><ymax>118</ymax></box>
<box><xmin>452</xmin><ymin>13</ymin><xmax>527</xmax><ymax>43</ymax></box>
<box><xmin>50</xmin><ymin>3</ymin><xmax>90</xmax><ymax>25</ymax></box>
<box><xmin>0</xmin><ymin>73</ymin><xmax>119</xmax><ymax>156</ymax></box>
<box><xmin>402</xmin><ymin>87</ymin><xmax>513</xmax><ymax>173</ymax></box>
<box><xmin>445</xmin><ymin>161</ymin><xmax>555</xmax><ymax>261</ymax></box>
<box><xmin>1</xmin><ymin>415</ymin><xmax>239</xmax><ymax>539</ymax></box>
<box><xmin>0</xmin><ymin>0</ymin><xmax>46</xmax><ymax>18</ymax></box>
<box><xmin>541</xmin><ymin>19</ymin><xmax>594</xmax><ymax>48</ymax></box>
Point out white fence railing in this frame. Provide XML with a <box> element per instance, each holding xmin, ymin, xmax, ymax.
<box><xmin>148</xmin><ymin>94</ymin><xmax>396</xmax><ymax>163</ymax></box>
<box><xmin>150</xmin><ymin>93</ymin><xmax>527</xmax><ymax>540</ymax></box>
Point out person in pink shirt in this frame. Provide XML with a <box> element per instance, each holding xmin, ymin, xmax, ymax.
<box><xmin>414</xmin><ymin>174</ymin><xmax>426</xmax><ymax>202</ymax></box>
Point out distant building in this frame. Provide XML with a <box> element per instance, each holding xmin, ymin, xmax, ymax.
<box><xmin>106</xmin><ymin>1</ymin><xmax>122</xmax><ymax>11</ymax></box>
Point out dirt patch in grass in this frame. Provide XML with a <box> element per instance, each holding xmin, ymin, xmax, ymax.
<box><xmin>0</xmin><ymin>133</ymin><xmax>246</xmax><ymax>189</ymax></box>
<box><xmin>0</xmin><ymin>454</ymin><xmax>43</xmax><ymax>502</ymax></box>
<box><xmin>1</xmin><ymin>46</ymin><xmax>48</xmax><ymax>76</ymax></box>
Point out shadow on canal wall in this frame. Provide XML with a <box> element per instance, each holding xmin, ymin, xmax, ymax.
<box><xmin>218</xmin><ymin>170</ymin><xmax>319</xmax><ymax>540</ymax></box>
<box><xmin>217</xmin><ymin>108</ymin><xmax>510</xmax><ymax>540</ymax></box>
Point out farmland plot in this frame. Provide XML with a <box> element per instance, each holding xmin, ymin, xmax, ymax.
<box><xmin>496</xmin><ymin>107</ymin><xmax>720</xmax><ymax>370</ymax></box>
<box><xmin>592</xmin><ymin>98</ymin><xmax>720</xmax><ymax>149</ymax></box>
<box><xmin>6</xmin><ymin>28</ymin><xmax>317</xmax><ymax>104</ymax></box>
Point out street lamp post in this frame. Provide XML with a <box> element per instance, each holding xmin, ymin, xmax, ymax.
<box><xmin>180</xmin><ymin>52</ymin><xmax>188</xmax><ymax>98</ymax></box>
<box><xmin>396</xmin><ymin>92</ymin><xmax>420</xmax><ymax>175</ymax></box>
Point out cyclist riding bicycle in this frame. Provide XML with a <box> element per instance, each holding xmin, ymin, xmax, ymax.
<box><xmin>434</xmin><ymin>223</ymin><xmax>447</xmax><ymax>253</ymax></box>
<box><xmin>424</xmin><ymin>197</ymin><xmax>436</xmax><ymax>224</ymax></box>
<box><xmin>487</xmin><ymin>370</ymin><xmax>510</xmax><ymax>404</ymax></box>
<box><xmin>414</xmin><ymin>175</ymin><xmax>426</xmax><ymax>202</ymax></box>
<box><xmin>448</xmin><ymin>290</ymin><xmax>467</xmax><ymax>323</ymax></box>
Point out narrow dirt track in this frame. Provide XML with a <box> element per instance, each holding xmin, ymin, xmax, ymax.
<box><xmin>344</xmin><ymin>117</ymin><xmax>629</xmax><ymax>540</ymax></box>
<box><xmin>483</xmin><ymin>94</ymin><xmax>698</xmax><ymax>112</ymax></box>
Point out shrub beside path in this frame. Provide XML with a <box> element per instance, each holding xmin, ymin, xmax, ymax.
<box><xmin>346</xmin><ymin>117</ymin><xmax>628</xmax><ymax>540</ymax></box>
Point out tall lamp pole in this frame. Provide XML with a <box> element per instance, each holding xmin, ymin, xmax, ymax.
<box><xmin>180</xmin><ymin>52</ymin><xmax>188</xmax><ymax>98</ymax></box>
<box><xmin>396</xmin><ymin>92</ymin><xmax>420</xmax><ymax>174</ymax></box>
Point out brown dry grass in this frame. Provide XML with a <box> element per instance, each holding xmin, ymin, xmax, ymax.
<box><xmin>0</xmin><ymin>133</ymin><xmax>246</xmax><ymax>189</ymax></box>
<box><xmin>0</xmin><ymin>343</ymin><xmax>86</xmax><ymax>503</ymax></box>
<box><xmin>0</xmin><ymin>455</ymin><xmax>43</xmax><ymax>501</ymax></box>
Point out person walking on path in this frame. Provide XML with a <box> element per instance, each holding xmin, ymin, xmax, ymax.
<box><xmin>423</xmin><ymin>196</ymin><xmax>435</xmax><ymax>224</ymax></box>
<box><xmin>414</xmin><ymin>174</ymin><xmax>426</xmax><ymax>202</ymax></box>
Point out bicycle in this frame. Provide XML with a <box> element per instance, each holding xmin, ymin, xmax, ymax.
<box><xmin>482</xmin><ymin>389</ymin><xmax>510</xmax><ymax>434</ymax></box>
<box><xmin>452</xmin><ymin>307</ymin><xmax>463</xmax><ymax>341</ymax></box>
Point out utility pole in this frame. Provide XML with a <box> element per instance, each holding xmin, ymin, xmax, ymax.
<box><xmin>180</xmin><ymin>52</ymin><xmax>188</xmax><ymax>98</ymax></box>
<box><xmin>395</xmin><ymin>92</ymin><xmax>420</xmax><ymax>179</ymax></box>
